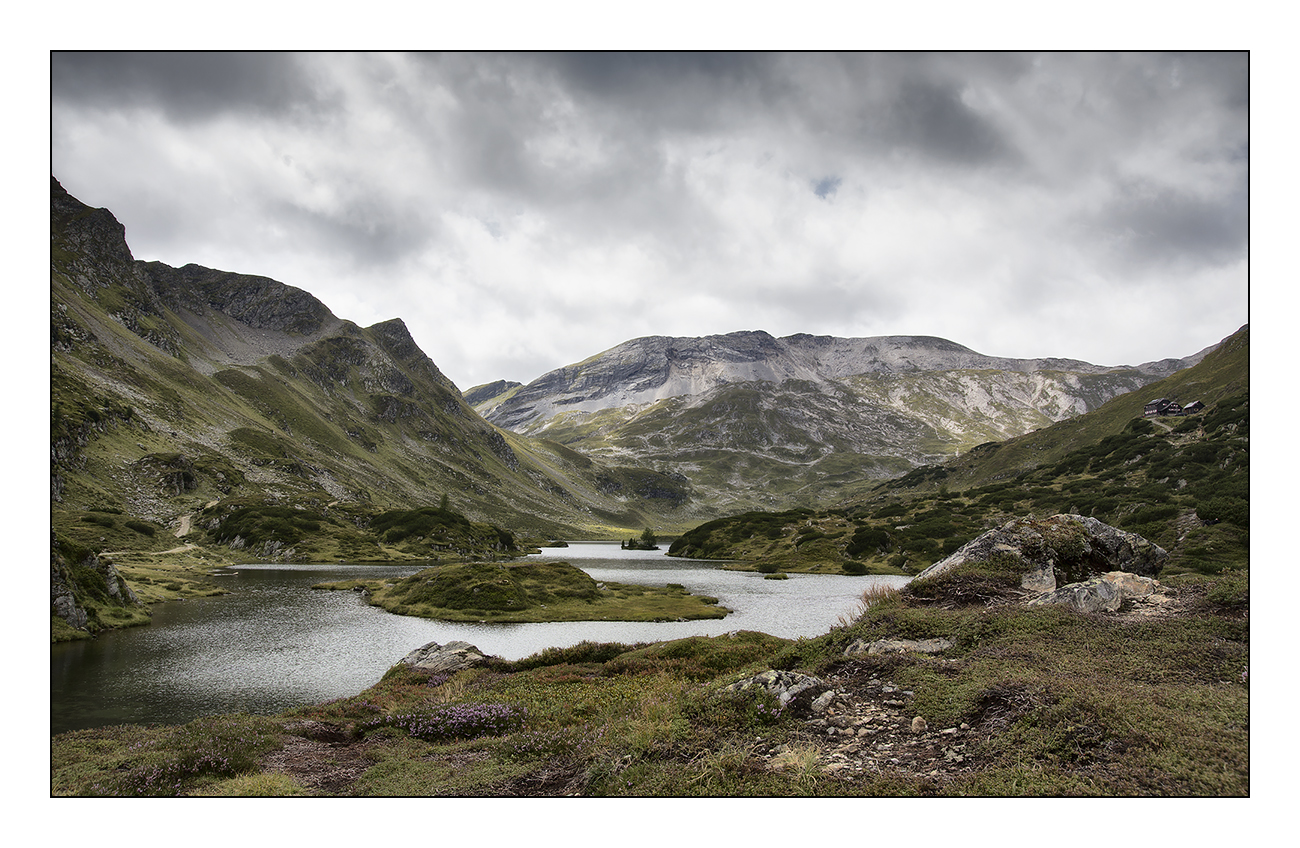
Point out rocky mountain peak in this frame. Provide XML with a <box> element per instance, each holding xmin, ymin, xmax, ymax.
<box><xmin>51</xmin><ymin>177</ymin><xmax>136</xmax><ymax>268</ymax></box>
<box><xmin>150</xmin><ymin>263</ymin><xmax>336</xmax><ymax>337</ymax></box>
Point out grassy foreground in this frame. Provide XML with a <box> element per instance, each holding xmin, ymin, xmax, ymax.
<box><xmin>52</xmin><ymin>561</ymin><xmax>1247</xmax><ymax>797</ymax></box>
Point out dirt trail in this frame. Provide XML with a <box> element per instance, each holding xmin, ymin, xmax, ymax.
<box><xmin>174</xmin><ymin>513</ymin><xmax>194</xmax><ymax>538</ymax></box>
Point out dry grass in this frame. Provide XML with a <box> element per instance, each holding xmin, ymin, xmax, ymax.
<box><xmin>839</xmin><ymin>583</ymin><xmax>902</xmax><ymax>626</ymax></box>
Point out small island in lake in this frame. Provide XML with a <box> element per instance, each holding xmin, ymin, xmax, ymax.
<box><xmin>621</xmin><ymin>528</ymin><xmax>661</xmax><ymax>551</ymax></box>
<box><xmin>315</xmin><ymin>560</ymin><xmax>727</xmax><ymax>623</ymax></box>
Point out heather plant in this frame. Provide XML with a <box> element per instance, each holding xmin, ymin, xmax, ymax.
<box><xmin>87</xmin><ymin>715</ymin><xmax>282</xmax><ymax>797</ymax></box>
<box><xmin>500</xmin><ymin>724</ymin><xmax>606</xmax><ymax>761</ymax></box>
<box><xmin>364</xmin><ymin>702</ymin><xmax>526</xmax><ymax>742</ymax></box>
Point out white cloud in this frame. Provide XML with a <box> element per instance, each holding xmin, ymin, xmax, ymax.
<box><xmin>51</xmin><ymin>51</ymin><xmax>1248</xmax><ymax>389</ymax></box>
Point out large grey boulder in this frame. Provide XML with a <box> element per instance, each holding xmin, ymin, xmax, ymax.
<box><xmin>913</xmin><ymin>514</ymin><xmax>1167</xmax><ymax>592</ymax></box>
<box><xmin>399</xmin><ymin>640</ymin><xmax>493</xmax><ymax>673</ymax></box>
<box><xmin>1028</xmin><ymin>571</ymin><xmax>1164</xmax><ymax>614</ymax></box>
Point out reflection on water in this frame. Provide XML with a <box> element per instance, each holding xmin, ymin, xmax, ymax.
<box><xmin>51</xmin><ymin>543</ymin><xmax>908</xmax><ymax>734</ymax></box>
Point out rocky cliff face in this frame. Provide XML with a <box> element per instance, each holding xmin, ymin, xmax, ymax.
<box><xmin>472</xmin><ymin>330</ymin><xmax>1209</xmax><ymax>511</ymax></box>
<box><xmin>483</xmin><ymin>330</ymin><xmax>1203</xmax><ymax>429</ymax></box>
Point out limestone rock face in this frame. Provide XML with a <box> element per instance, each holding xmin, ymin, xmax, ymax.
<box><xmin>399</xmin><ymin>640</ymin><xmax>494</xmax><ymax>674</ymax></box>
<box><xmin>913</xmin><ymin>514</ymin><xmax>1168</xmax><ymax>590</ymax></box>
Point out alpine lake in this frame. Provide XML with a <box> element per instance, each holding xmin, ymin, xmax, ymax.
<box><xmin>51</xmin><ymin>542</ymin><xmax>910</xmax><ymax>735</ymax></box>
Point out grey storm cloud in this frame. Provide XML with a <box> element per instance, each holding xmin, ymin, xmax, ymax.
<box><xmin>51</xmin><ymin>51</ymin><xmax>1248</xmax><ymax>389</ymax></box>
<box><xmin>50</xmin><ymin>51</ymin><xmax>335</xmax><ymax>123</ymax></box>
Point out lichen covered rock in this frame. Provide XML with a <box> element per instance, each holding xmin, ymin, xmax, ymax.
<box><xmin>1028</xmin><ymin>571</ymin><xmax>1165</xmax><ymax>614</ymax></box>
<box><xmin>844</xmin><ymin>637</ymin><xmax>954</xmax><ymax>657</ymax></box>
<box><xmin>913</xmin><ymin>514</ymin><xmax>1167</xmax><ymax>592</ymax></box>
<box><xmin>724</xmin><ymin>669</ymin><xmax>825</xmax><ymax>706</ymax></box>
<box><xmin>399</xmin><ymin>640</ymin><xmax>494</xmax><ymax>673</ymax></box>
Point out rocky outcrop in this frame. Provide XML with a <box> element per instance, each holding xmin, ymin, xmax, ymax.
<box><xmin>913</xmin><ymin>514</ymin><xmax>1168</xmax><ymax>591</ymax></box>
<box><xmin>723</xmin><ymin>669</ymin><xmax>826</xmax><ymax>706</ymax></box>
<box><xmin>399</xmin><ymin>640</ymin><xmax>495</xmax><ymax>674</ymax></box>
<box><xmin>844</xmin><ymin>637</ymin><xmax>954</xmax><ymax>657</ymax></box>
<box><xmin>147</xmin><ymin>262</ymin><xmax>335</xmax><ymax>337</ymax></box>
<box><xmin>51</xmin><ymin>535</ymin><xmax>144</xmax><ymax>634</ymax></box>
<box><xmin>463</xmin><ymin>380</ymin><xmax>523</xmax><ymax>409</ymax></box>
<box><xmin>1028</xmin><ymin>571</ymin><xmax>1165</xmax><ymax>614</ymax></box>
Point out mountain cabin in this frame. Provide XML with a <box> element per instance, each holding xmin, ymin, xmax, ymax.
<box><xmin>1144</xmin><ymin>398</ymin><xmax>1183</xmax><ymax>417</ymax></box>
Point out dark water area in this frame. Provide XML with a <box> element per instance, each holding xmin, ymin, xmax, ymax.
<box><xmin>51</xmin><ymin>543</ymin><xmax>909</xmax><ymax>735</ymax></box>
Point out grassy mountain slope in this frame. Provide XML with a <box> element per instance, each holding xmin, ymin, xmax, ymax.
<box><xmin>669</xmin><ymin>327</ymin><xmax>1249</xmax><ymax>580</ymax></box>
<box><xmin>50</xmin><ymin>177</ymin><xmax>710</xmax><ymax>635</ymax></box>
<box><xmin>880</xmin><ymin>324</ymin><xmax>1249</xmax><ymax>494</ymax></box>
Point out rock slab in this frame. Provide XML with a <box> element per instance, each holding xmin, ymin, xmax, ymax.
<box><xmin>399</xmin><ymin>640</ymin><xmax>493</xmax><ymax>673</ymax></box>
<box><xmin>1028</xmin><ymin>571</ymin><xmax>1164</xmax><ymax>614</ymax></box>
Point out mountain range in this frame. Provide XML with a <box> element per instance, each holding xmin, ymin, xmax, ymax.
<box><xmin>50</xmin><ymin>175</ymin><xmax>1229</xmax><ymax>546</ymax></box>
<box><xmin>469</xmin><ymin>329</ymin><xmax>1210</xmax><ymax>512</ymax></box>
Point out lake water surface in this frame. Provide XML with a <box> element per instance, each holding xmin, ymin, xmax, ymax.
<box><xmin>51</xmin><ymin>542</ymin><xmax>909</xmax><ymax>735</ymax></box>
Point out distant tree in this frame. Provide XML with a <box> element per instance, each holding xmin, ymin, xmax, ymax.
<box><xmin>622</xmin><ymin>528</ymin><xmax>660</xmax><ymax>550</ymax></box>
<box><xmin>439</xmin><ymin>493</ymin><xmax>450</xmax><ymax>512</ymax></box>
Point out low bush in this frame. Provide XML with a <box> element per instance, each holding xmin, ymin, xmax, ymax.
<box><xmin>364</xmin><ymin>703</ymin><xmax>526</xmax><ymax>743</ymax></box>
<box><xmin>124</xmin><ymin>519</ymin><xmax>156</xmax><ymax>536</ymax></box>
<box><xmin>508</xmin><ymin>641</ymin><xmax>646</xmax><ymax>671</ymax></box>
<box><xmin>86</xmin><ymin>715</ymin><xmax>283</xmax><ymax>797</ymax></box>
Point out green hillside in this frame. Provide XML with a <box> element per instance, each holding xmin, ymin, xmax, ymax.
<box><xmin>669</xmin><ymin>327</ymin><xmax>1248</xmax><ymax>580</ymax></box>
<box><xmin>49</xmin><ymin>178</ymin><xmax>706</xmax><ymax>639</ymax></box>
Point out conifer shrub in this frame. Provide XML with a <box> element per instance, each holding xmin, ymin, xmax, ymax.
<box><xmin>209</xmin><ymin>504</ymin><xmax>327</xmax><ymax>547</ymax></box>
<box><xmin>1197</xmin><ymin>496</ymin><xmax>1249</xmax><ymax>529</ymax></box>
<box><xmin>124</xmin><ymin>519</ymin><xmax>156</xmax><ymax>536</ymax></box>
<box><xmin>370</xmin><ymin>505</ymin><xmax>473</xmax><ymax>543</ymax></box>
<box><xmin>846</xmin><ymin>526</ymin><xmax>891</xmax><ymax>557</ymax></box>
<box><xmin>507</xmin><ymin>641</ymin><xmax>646</xmax><ymax>671</ymax></box>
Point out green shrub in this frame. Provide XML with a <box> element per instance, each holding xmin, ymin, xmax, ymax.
<box><xmin>1197</xmin><ymin>496</ymin><xmax>1249</xmax><ymax>529</ymax></box>
<box><xmin>125</xmin><ymin>520</ymin><xmax>156</xmax><ymax>536</ymax></box>
<box><xmin>389</xmin><ymin>563</ymin><xmax>530</xmax><ymax>611</ymax></box>
<box><xmin>371</xmin><ymin>506</ymin><xmax>473</xmax><ymax>543</ymax></box>
<box><xmin>873</xmin><ymin>503</ymin><xmax>907</xmax><ymax>519</ymax></box>
<box><xmin>846</xmin><ymin>526</ymin><xmax>891</xmax><ymax>557</ymax></box>
<box><xmin>508</xmin><ymin>640</ymin><xmax>646</xmax><ymax>671</ymax></box>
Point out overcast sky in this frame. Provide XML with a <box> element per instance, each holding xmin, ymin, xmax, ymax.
<box><xmin>51</xmin><ymin>51</ymin><xmax>1248</xmax><ymax>390</ymax></box>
